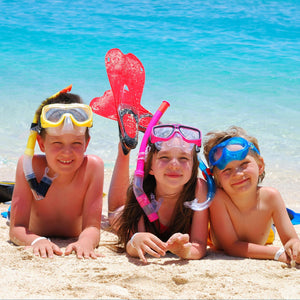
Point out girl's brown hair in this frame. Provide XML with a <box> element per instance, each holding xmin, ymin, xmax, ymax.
<box><xmin>115</xmin><ymin>142</ymin><xmax>200</xmax><ymax>249</ymax></box>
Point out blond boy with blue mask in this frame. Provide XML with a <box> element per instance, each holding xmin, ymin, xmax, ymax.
<box><xmin>204</xmin><ymin>126</ymin><xmax>300</xmax><ymax>265</ymax></box>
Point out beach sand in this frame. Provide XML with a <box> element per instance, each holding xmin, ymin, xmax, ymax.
<box><xmin>0</xmin><ymin>168</ymin><xmax>299</xmax><ymax>299</ymax></box>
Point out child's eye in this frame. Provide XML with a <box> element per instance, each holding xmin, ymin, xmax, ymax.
<box><xmin>222</xmin><ymin>168</ymin><xmax>232</xmax><ymax>176</ymax></box>
<box><xmin>241</xmin><ymin>161</ymin><xmax>249</xmax><ymax>168</ymax></box>
<box><xmin>159</xmin><ymin>156</ymin><xmax>169</xmax><ymax>160</ymax></box>
<box><xmin>179</xmin><ymin>156</ymin><xmax>189</xmax><ymax>161</ymax></box>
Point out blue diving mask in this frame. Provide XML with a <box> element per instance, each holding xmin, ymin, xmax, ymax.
<box><xmin>208</xmin><ymin>137</ymin><xmax>260</xmax><ymax>170</ymax></box>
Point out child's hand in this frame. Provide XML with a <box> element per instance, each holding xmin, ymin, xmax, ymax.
<box><xmin>284</xmin><ymin>238</ymin><xmax>300</xmax><ymax>264</ymax></box>
<box><xmin>166</xmin><ymin>233</ymin><xmax>192</xmax><ymax>259</ymax></box>
<box><xmin>29</xmin><ymin>239</ymin><xmax>63</xmax><ymax>258</ymax></box>
<box><xmin>64</xmin><ymin>241</ymin><xmax>102</xmax><ymax>259</ymax></box>
<box><xmin>128</xmin><ymin>232</ymin><xmax>167</xmax><ymax>263</ymax></box>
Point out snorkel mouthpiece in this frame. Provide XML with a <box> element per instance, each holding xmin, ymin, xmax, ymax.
<box><xmin>133</xmin><ymin>101</ymin><xmax>170</xmax><ymax>222</ymax></box>
<box><xmin>24</xmin><ymin>166</ymin><xmax>55</xmax><ymax>200</ymax></box>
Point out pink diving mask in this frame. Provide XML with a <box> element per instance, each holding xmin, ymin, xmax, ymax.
<box><xmin>150</xmin><ymin>124</ymin><xmax>202</xmax><ymax>152</ymax></box>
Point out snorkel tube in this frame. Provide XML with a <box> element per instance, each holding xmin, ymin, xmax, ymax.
<box><xmin>133</xmin><ymin>101</ymin><xmax>170</xmax><ymax>222</ymax></box>
<box><xmin>23</xmin><ymin>114</ymin><xmax>54</xmax><ymax>200</ymax></box>
<box><xmin>184</xmin><ymin>159</ymin><xmax>216</xmax><ymax>211</ymax></box>
<box><xmin>199</xmin><ymin>160</ymin><xmax>216</xmax><ymax>207</ymax></box>
<box><xmin>23</xmin><ymin>85</ymin><xmax>72</xmax><ymax>200</ymax></box>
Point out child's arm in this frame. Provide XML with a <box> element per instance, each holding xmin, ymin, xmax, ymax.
<box><xmin>166</xmin><ymin>179</ymin><xmax>209</xmax><ymax>260</ymax></box>
<box><xmin>65</xmin><ymin>155</ymin><xmax>104</xmax><ymax>259</ymax></box>
<box><xmin>270</xmin><ymin>187</ymin><xmax>300</xmax><ymax>264</ymax></box>
<box><xmin>209</xmin><ymin>188</ymin><xmax>297</xmax><ymax>263</ymax></box>
<box><xmin>125</xmin><ymin>217</ymin><xmax>167</xmax><ymax>263</ymax></box>
<box><xmin>9</xmin><ymin>156</ymin><xmax>62</xmax><ymax>258</ymax></box>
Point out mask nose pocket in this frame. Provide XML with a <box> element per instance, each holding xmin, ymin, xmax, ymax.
<box><xmin>62</xmin><ymin>115</ymin><xmax>74</xmax><ymax>133</ymax></box>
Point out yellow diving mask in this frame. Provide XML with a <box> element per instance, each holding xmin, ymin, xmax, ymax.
<box><xmin>40</xmin><ymin>103</ymin><xmax>93</xmax><ymax>135</ymax></box>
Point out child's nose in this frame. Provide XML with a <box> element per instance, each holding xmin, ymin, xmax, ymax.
<box><xmin>61</xmin><ymin>145</ymin><xmax>72</xmax><ymax>154</ymax></box>
<box><xmin>169</xmin><ymin>158</ymin><xmax>180</xmax><ymax>168</ymax></box>
<box><xmin>234</xmin><ymin>166</ymin><xmax>244</xmax><ymax>175</ymax></box>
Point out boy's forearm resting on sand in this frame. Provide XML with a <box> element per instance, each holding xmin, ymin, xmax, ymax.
<box><xmin>9</xmin><ymin>225</ymin><xmax>39</xmax><ymax>247</ymax></box>
<box><xmin>64</xmin><ymin>226</ymin><xmax>101</xmax><ymax>259</ymax></box>
<box><xmin>10</xmin><ymin>224</ymin><xmax>101</xmax><ymax>258</ymax></box>
<box><xmin>284</xmin><ymin>238</ymin><xmax>300</xmax><ymax>263</ymax></box>
<box><xmin>9</xmin><ymin>227</ymin><xmax>63</xmax><ymax>258</ymax></box>
<box><xmin>224</xmin><ymin>240</ymin><xmax>297</xmax><ymax>264</ymax></box>
<box><xmin>77</xmin><ymin>226</ymin><xmax>101</xmax><ymax>249</ymax></box>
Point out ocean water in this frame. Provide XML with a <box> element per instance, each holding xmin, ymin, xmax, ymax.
<box><xmin>0</xmin><ymin>0</ymin><xmax>299</xmax><ymax>201</ymax></box>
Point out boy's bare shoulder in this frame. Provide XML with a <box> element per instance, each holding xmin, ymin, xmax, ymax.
<box><xmin>259</xmin><ymin>186</ymin><xmax>280</xmax><ymax>197</ymax></box>
<box><xmin>85</xmin><ymin>154</ymin><xmax>104</xmax><ymax>166</ymax></box>
<box><xmin>258</xmin><ymin>186</ymin><xmax>282</xmax><ymax>206</ymax></box>
<box><xmin>84</xmin><ymin>155</ymin><xmax>104</xmax><ymax>173</ymax></box>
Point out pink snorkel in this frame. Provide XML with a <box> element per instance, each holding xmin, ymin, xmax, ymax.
<box><xmin>133</xmin><ymin>101</ymin><xmax>170</xmax><ymax>222</ymax></box>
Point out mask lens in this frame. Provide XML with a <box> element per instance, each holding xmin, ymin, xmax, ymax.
<box><xmin>46</xmin><ymin>108</ymin><xmax>89</xmax><ymax>124</ymax></box>
<box><xmin>45</xmin><ymin>109</ymin><xmax>65</xmax><ymax>123</ymax></box>
<box><xmin>67</xmin><ymin>108</ymin><xmax>89</xmax><ymax>123</ymax></box>
<box><xmin>210</xmin><ymin>144</ymin><xmax>245</xmax><ymax>164</ymax></box>
<box><xmin>226</xmin><ymin>143</ymin><xmax>245</xmax><ymax>152</ymax></box>
<box><xmin>46</xmin><ymin>116</ymin><xmax>87</xmax><ymax>136</ymax></box>
<box><xmin>152</xmin><ymin>125</ymin><xmax>174</xmax><ymax>139</ymax></box>
<box><xmin>179</xmin><ymin>126</ymin><xmax>201</xmax><ymax>141</ymax></box>
<box><xmin>156</xmin><ymin>134</ymin><xmax>194</xmax><ymax>152</ymax></box>
<box><xmin>211</xmin><ymin>147</ymin><xmax>224</xmax><ymax>162</ymax></box>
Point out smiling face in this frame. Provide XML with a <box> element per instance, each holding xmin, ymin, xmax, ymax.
<box><xmin>149</xmin><ymin>145</ymin><xmax>194</xmax><ymax>195</ymax></box>
<box><xmin>214</xmin><ymin>154</ymin><xmax>264</xmax><ymax>195</ymax></box>
<box><xmin>37</xmin><ymin>132</ymin><xmax>89</xmax><ymax>176</ymax></box>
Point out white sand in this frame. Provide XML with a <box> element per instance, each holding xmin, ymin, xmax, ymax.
<box><xmin>0</xmin><ymin>168</ymin><xmax>299</xmax><ymax>299</ymax></box>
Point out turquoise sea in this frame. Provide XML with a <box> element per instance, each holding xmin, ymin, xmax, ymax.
<box><xmin>0</xmin><ymin>0</ymin><xmax>299</xmax><ymax>202</ymax></box>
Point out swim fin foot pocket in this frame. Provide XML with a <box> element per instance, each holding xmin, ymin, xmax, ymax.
<box><xmin>90</xmin><ymin>49</ymin><xmax>152</xmax><ymax>153</ymax></box>
<box><xmin>90</xmin><ymin>91</ymin><xmax>153</xmax><ymax>133</ymax></box>
<box><xmin>118</xmin><ymin>105</ymin><xmax>139</xmax><ymax>155</ymax></box>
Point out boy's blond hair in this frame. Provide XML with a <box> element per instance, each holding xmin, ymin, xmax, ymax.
<box><xmin>203</xmin><ymin>126</ymin><xmax>265</xmax><ymax>183</ymax></box>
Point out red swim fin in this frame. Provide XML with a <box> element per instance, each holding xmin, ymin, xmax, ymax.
<box><xmin>105</xmin><ymin>49</ymin><xmax>145</xmax><ymax>153</ymax></box>
<box><xmin>105</xmin><ymin>49</ymin><xmax>145</xmax><ymax>112</ymax></box>
<box><xmin>90</xmin><ymin>90</ymin><xmax>118</xmax><ymax>121</ymax></box>
<box><xmin>90</xmin><ymin>89</ymin><xmax>153</xmax><ymax>133</ymax></box>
